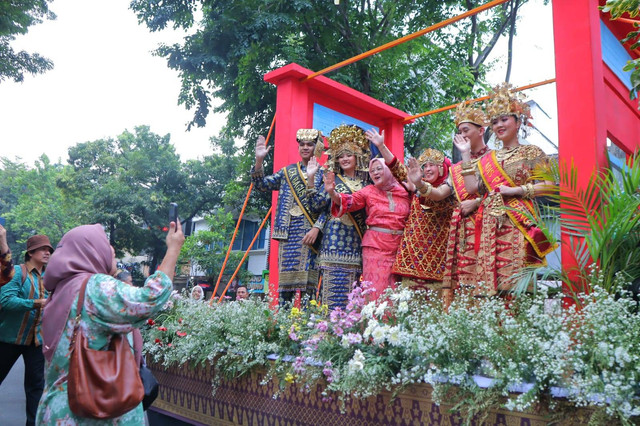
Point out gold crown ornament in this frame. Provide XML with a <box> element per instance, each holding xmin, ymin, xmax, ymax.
<box><xmin>296</xmin><ymin>128</ymin><xmax>323</xmax><ymax>143</ymax></box>
<box><xmin>296</xmin><ymin>128</ymin><xmax>325</xmax><ymax>159</ymax></box>
<box><xmin>484</xmin><ymin>82</ymin><xmax>533</xmax><ymax>123</ymax></box>
<box><xmin>417</xmin><ymin>148</ymin><xmax>445</xmax><ymax>167</ymax></box>
<box><xmin>453</xmin><ymin>101</ymin><xmax>488</xmax><ymax>127</ymax></box>
<box><xmin>325</xmin><ymin>125</ymin><xmax>371</xmax><ymax>173</ymax></box>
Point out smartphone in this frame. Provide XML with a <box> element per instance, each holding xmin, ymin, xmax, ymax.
<box><xmin>169</xmin><ymin>203</ymin><xmax>178</xmax><ymax>226</ymax></box>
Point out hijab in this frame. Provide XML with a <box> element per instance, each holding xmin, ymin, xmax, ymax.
<box><xmin>430</xmin><ymin>157</ymin><xmax>452</xmax><ymax>188</ymax></box>
<box><xmin>41</xmin><ymin>224</ymin><xmax>113</xmax><ymax>362</ymax></box>
<box><xmin>369</xmin><ymin>158</ymin><xmax>399</xmax><ymax>192</ymax></box>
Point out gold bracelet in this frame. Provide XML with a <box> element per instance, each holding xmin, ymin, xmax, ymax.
<box><xmin>527</xmin><ymin>183</ymin><xmax>535</xmax><ymax>199</ymax></box>
<box><xmin>520</xmin><ymin>185</ymin><xmax>528</xmax><ymax>198</ymax></box>
<box><xmin>419</xmin><ymin>181</ymin><xmax>433</xmax><ymax>197</ymax></box>
<box><xmin>460</xmin><ymin>167</ymin><xmax>476</xmax><ymax>176</ymax></box>
<box><xmin>461</xmin><ymin>161</ymin><xmax>474</xmax><ymax>171</ymax></box>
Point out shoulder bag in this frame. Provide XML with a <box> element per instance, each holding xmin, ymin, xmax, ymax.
<box><xmin>67</xmin><ymin>277</ymin><xmax>144</xmax><ymax>419</ymax></box>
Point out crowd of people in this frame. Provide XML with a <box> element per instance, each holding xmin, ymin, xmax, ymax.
<box><xmin>0</xmin><ymin>81</ymin><xmax>555</xmax><ymax>425</ymax></box>
<box><xmin>0</xmin><ymin>220</ymin><xmax>185</xmax><ymax>424</ymax></box>
<box><xmin>253</xmin><ymin>83</ymin><xmax>555</xmax><ymax>310</ymax></box>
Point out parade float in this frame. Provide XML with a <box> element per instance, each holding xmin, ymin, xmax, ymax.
<box><xmin>144</xmin><ymin>0</ymin><xmax>640</xmax><ymax>424</ymax></box>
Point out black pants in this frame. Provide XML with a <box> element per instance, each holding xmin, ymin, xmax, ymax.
<box><xmin>0</xmin><ymin>341</ymin><xmax>45</xmax><ymax>426</ymax></box>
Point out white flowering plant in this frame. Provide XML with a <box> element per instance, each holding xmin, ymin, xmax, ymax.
<box><xmin>142</xmin><ymin>282</ymin><xmax>640</xmax><ymax>424</ymax></box>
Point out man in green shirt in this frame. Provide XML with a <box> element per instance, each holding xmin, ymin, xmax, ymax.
<box><xmin>0</xmin><ymin>234</ymin><xmax>54</xmax><ymax>426</ymax></box>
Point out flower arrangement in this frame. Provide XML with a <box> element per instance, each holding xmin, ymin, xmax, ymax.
<box><xmin>143</xmin><ymin>282</ymin><xmax>640</xmax><ymax>424</ymax></box>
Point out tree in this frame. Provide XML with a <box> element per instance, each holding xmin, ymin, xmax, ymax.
<box><xmin>131</xmin><ymin>0</ymin><xmax>533</xmax><ymax>155</ymax></box>
<box><xmin>0</xmin><ymin>0</ymin><xmax>55</xmax><ymax>83</ymax></box>
<box><xmin>0</xmin><ymin>155</ymin><xmax>82</xmax><ymax>253</ymax></box>
<box><xmin>600</xmin><ymin>0</ymin><xmax>640</xmax><ymax>104</ymax></box>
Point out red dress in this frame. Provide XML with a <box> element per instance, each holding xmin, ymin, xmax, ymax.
<box><xmin>333</xmin><ymin>185</ymin><xmax>411</xmax><ymax>300</ymax></box>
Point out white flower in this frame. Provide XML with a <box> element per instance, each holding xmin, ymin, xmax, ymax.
<box><xmin>375</xmin><ymin>301</ymin><xmax>388</xmax><ymax>317</ymax></box>
<box><xmin>397</xmin><ymin>301</ymin><xmax>409</xmax><ymax>315</ymax></box>
<box><xmin>361</xmin><ymin>303</ymin><xmax>375</xmax><ymax>319</ymax></box>
<box><xmin>348</xmin><ymin>349</ymin><xmax>366</xmax><ymax>372</ymax></box>
<box><xmin>387</xmin><ymin>326</ymin><xmax>402</xmax><ymax>346</ymax></box>
<box><xmin>371</xmin><ymin>325</ymin><xmax>389</xmax><ymax>344</ymax></box>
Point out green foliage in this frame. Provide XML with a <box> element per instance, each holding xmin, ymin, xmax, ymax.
<box><xmin>512</xmin><ymin>153</ymin><xmax>640</xmax><ymax>297</ymax></box>
<box><xmin>0</xmin><ymin>0</ymin><xmax>55</xmax><ymax>82</ymax></box>
<box><xmin>179</xmin><ymin>212</ymin><xmax>252</xmax><ymax>283</ymax></box>
<box><xmin>130</xmin><ymin>0</ymin><xmax>532</xmax><ymax>156</ymax></box>
<box><xmin>601</xmin><ymin>1</ymin><xmax>640</xmax><ymax>103</ymax></box>
<box><xmin>0</xmin><ymin>155</ymin><xmax>81</xmax><ymax>252</ymax></box>
<box><xmin>0</xmin><ymin>126</ymin><xmax>255</xmax><ymax>273</ymax></box>
<box><xmin>144</xmin><ymin>284</ymin><xmax>640</xmax><ymax>422</ymax></box>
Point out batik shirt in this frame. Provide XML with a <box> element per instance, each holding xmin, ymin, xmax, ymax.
<box><xmin>36</xmin><ymin>271</ymin><xmax>172</xmax><ymax>425</ymax></box>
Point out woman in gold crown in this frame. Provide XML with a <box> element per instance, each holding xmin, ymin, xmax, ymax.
<box><xmin>453</xmin><ymin>83</ymin><xmax>556</xmax><ymax>296</ymax></box>
<box><xmin>306</xmin><ymin>125</ymin><xmax>371</xmax><ymax>309</ymax></box>
<box><xmin>392</xmin><ymin>148</ymin><xmax>455</xmax><ymax>300</ymax></box>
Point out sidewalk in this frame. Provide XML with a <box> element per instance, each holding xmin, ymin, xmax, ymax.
<box><xmin>0</xmin><ymin>360</ymin><xmax>26</xmax><ymax>425</ymax></box>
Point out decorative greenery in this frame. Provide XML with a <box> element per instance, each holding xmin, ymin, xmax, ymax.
<box><xmin>511</xmin><ymin>153</ymin><xmax>640</xmax><ymax>298</ymax></box>
<box><xmin>601</xmin><ymin>1</ymin><xmax>640</xmax><ymax>103</ymax></box>
<box><xmin>143</xmin><ymin>282</ymin><xmax>640</xmax><ymax>424</ymax></box>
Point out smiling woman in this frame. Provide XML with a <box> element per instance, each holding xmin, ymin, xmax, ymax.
<box><xmin>325</xmin><ymin>158</ymin><xmax>411</xmax><ymax>300</ymax></box>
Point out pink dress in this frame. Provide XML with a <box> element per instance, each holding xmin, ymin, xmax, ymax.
<box><xmin>332</xmin><ymin>185</ymin><xmax>411</xmax><ymax>300</ymax></box>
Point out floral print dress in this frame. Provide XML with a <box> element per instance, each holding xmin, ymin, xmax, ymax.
<box><xmin>36</xmin><ymin>271</ymin><xmax>172</xmax><ymax>425</ymax></box>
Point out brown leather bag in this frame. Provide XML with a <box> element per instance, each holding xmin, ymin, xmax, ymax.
<box><xmin>67</xmin><ymin>277</ymin><xmax>144</xmax><ymax>419</ymax></box>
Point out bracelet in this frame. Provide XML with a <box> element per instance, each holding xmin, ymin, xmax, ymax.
<box><xmin>460</xmin><ymin>167</ymin><xmax>476</xmax><ymax>176</ymax></box>
<box><xmin>418</xmin><ymin>181</ymin><xmax>433</xmax><ymax>197</ymax></box>
<box><xmin>520</xmin><ymin>183</ymin><xmax>535</xmax><ymax>199</ymax></box>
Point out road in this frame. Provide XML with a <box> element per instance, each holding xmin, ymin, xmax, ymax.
<box><xmin>0</xmin><ymin>360</ymin><xmax>191</xmax><ymax>425</ymax></box>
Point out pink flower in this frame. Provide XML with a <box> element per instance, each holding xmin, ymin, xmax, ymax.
<box><xmin>176</xmin><ymin>331</ymin><xmax>187</xmax><ymax>337</ymax></box>
<box><xmin>158</xmin><ymin>326</ymin><xmax>167</xmax><ymax>332</ymax></box>
<box><xmin>315</xmin><ymin>321</ymin><xmax>328</xmax><ymax>332</ymax></box>
<box><xmin>147</xmin><ymin>319</ymin><xmax>156</xmax><ymax>326</ymax></box>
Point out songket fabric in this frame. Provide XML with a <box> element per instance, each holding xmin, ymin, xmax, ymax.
<box><xmin>310</xmin><ymin>172</ymin><xmax>368</xmax><ymax>310</ymax></box>
<box><xmin>251</xmin><ymin>163</ymin><xmax>326</xmax><ymax>294</ymax></box>
<box><xmin>392</xmin><ymin>193</ymin><xmax>455</xmax><ymax>292</ymax></box>
<box><xmin>442</xmin><ymin>147</ymin><xmax>491</xmax><ymax>291</ymax></box>
<box><xmin>468</xmin><ymin>145</ymin><xmax>555</xmax><ymax>296</ymax></box>
<box><xmin>332</xmin><ymin>185</ymin><xmax>410</xmax><ymax>300</ymax></box>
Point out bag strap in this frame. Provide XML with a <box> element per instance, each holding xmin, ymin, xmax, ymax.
<box><xmin>132</xmin><ymin>329</ymin><xmax>143</xmax><ymax>367</ymax></box>
<box><xmin>20</xmin><ymin>264</ymin><xmax>27</xmax><ymax>285</ymax></box>
<box><xmin>69</xmin><ymin>277</ymin><xmax>91</xmax><ymax>352</ymax></box>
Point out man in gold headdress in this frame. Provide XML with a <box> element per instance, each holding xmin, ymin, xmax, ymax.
<box><xmin>442</xmin><ymin>101</ymin><xmax>491</xmax><ymax>293</ymax></box>
<box><xmin>251</xmin><ymin>130</ymin><xmax>327</xmax><ymax>302</ymax></box>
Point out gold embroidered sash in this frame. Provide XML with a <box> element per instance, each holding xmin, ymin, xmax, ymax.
<box><xmin>334</xmin><ymin>174</ymin><xmax>367</xmax><ymax>240</ymax></box>
<box><xmin>283</xmin><ymin>163</ymin><xmax>320</xmax><ymax>254</ymax></box>
<box><xmin>477</xmin><ymin>151</ymin><xmax>555</xmax><ymax>258</ymax></box>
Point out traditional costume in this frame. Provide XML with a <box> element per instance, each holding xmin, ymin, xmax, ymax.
<box><xmin>392</xmin><ymin>149</ymin><xmax>455</xmax><ymax>296</ymax></box>
<box><xmin>462</xmin><ymin>84</ymin><xmax>556</xmax><ymax>296</ymax></box>
<box><xmin>251</xmin><ymin>129</ymin><xmax>327</xmax><ymax>296</ymax></box>
<box><xmin>331</xmin><ymin>158</ymin><xmax>411</xmax><ymax>300</ymax></box>
<box><xmin>442</xmin><ymin>102</ymin><xmax>491</xmax><ymax>291</ymax></box>
<box><xmin>309</xmin><ymin>125</ymin><xmax>370</xmax><ymax>310</ymax></box>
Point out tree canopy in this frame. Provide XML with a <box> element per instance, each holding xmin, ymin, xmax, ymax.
<box><xmin>131</xmin><ymin>0</ymin><xmax>531</xmax><ymax>155</ymax></box>
<box><xmin>0</xmin><ymin>126</ymin><xmax>252</xmax><ymax>277</ymax></box>
<box><xmin>0</xmin><ymin>0</ymin><xmax>55</xmax><ymax>83</ymax></box>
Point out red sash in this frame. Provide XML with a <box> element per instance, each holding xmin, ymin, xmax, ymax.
<box><xmin>450</xmin><ymin>162</ymin><xmax>474</xmax><ymax>203</ymax></box>
<box><xmin>477</xmin><ymin>151</ymin><xmax>555</xmax><ymax>258</ymax></box>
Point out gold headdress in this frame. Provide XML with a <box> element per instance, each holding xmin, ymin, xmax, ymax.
<box><xmin>484</xmin><ymin>82</ymin><xmax>532</xmax><ymax>123</ymax></box>
<box><xmin>417</xmin><ymin>148</ymin><xmax>445</xmax><ymax>167</ymax></box>
<box><xmin>453</xmin><ymin>101</ymin><xmax>488</xmax><ymax>127</ymax></box>
<box><xmin>325</xmin><ymin>125</ymin><xmax>371</xmax><ymax>173</ymax></box>
<box><xmin>296</xmin><ymin>128</ymin><xmax>325</xmax><ymax>159</ymax></box>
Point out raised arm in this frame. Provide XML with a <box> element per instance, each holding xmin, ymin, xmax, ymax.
<box><xmin>453</xmin><ymin>134</ymin><xmax>479</xmax><ymax>195</ymax></box>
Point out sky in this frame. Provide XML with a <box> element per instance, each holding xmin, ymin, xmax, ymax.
<box><xmin>0</xmin><ymin>0</ymin><xmax>557</xmax><ymax>165</ymax></box>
